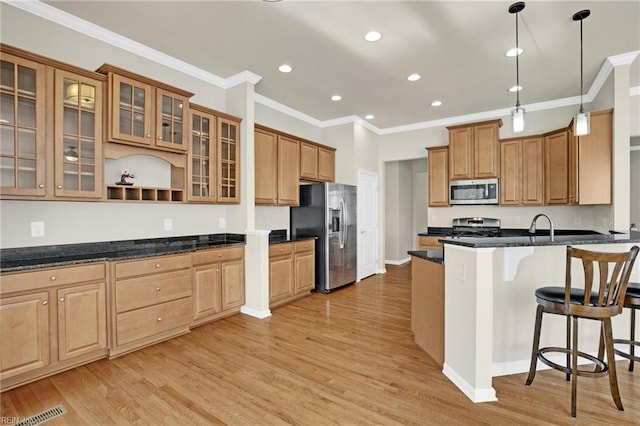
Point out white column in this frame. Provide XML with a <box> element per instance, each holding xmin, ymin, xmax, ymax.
<box><xmin>240</xmin><ymin>230</ymin><xmax>271</xmax><ymax>318</ymax></box>
<box><xmin>611</xmin><ymin>58</ymin><xmax>632</xmax><ymax>229</ymax></box>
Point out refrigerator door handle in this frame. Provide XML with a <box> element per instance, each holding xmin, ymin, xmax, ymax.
<box><xmin>343</xmin><ymin>199</ymin><xmax>348</xmax><ymax>246</ymax></box>
<box><xmin>339</xmin><ymin>198</ymin><xmax>346</xmax><ymax>249</ymax></box>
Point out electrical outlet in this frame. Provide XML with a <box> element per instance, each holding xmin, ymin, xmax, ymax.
<box><xmin>219</xmin><ymin>218</ymin><xmax>226</xmax><ymax>229</ymax></box>
<box><xmin>31</xmin><ymin>221</ymin><xmax>45</xmax><ymax>237</ymax></box>
<box><xmin>574</xmin><ymin>216</ymin><xmax>582</xmax><ymax>225</ymax></box>
<box><xmin>514</xmin><ymin>216</ymin><xmax>520</xmax><ymax>225</ymax></box>
<box><xmin>164</xmin><ymin>218</ymin><xmax>172</xmax><ymax>231</ymax></box>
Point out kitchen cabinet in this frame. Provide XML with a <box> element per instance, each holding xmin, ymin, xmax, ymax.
<box><xmin>544</xmin><ymin>128</ymin><xmax>570</xmax><ymax>205</ymax></box>
<box><xmin>97</xmin><ymin>64</ymin><xmax>192</xmax><ymax>153</ymax></box>
<box><xmin>109</xmin><ymin>253</ymin><xmax>192</xmax><ymax>357</ymax></box>
<box><xmin>269</xmin><ymin>239</ymin><xmax>315</xmax><ymax>308</ymax></box>
<box><xmin>1</xmin><ymin>45</ymin><xmax>105</xmax><ymax>200</ymax></box>
<box><xmin>447</xmin><ymin>119</ymin><xmax>501</xmax><ymax>180</ymax></box>
<box><xmin>188</xmin><ymin>104</ymin><xmax>216</xmax><ymax>202</ymax></box>
<box><xmin>426</xmin><ymin>146</ymin><xmax>449</xmax><ymax>207</ymax></box>
<box><xmin>254</xmin><ymin>125</ymin><xmax>300</xmax><ymax>206</ymax></box>
<box><xmin>499</xmin><ymin>136</ymin><xmax>543</xmax><ymax>205</ymax></box>
<box><xmin>300</xmin><ymin>141</ymin><xmax>336</xmax><ymax>182</ymax></box>
<box><xmin>192</xmin><ymin>246</ymin><xmax>245</xmax><ymax>327</ymax></box>
<box><xmin>0</xmin><ymin>262</ymin><xmax>107</xmax><ymax>392</ymax></box>
<box><xmin>418</xmin><ymin>235</ymin><xmax>443</xmax><ymax>250</ymax></box>
<box><xmin>217</xmin><ymin>117</ymin><xmax>241</xmax><ymax>203</ymax></box>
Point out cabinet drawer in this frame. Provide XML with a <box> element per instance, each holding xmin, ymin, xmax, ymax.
<box><xmin>419</xmin><ymin>236</ymin><xmax>443</xmax><ymax>250</ymax></box>
<box><xmin>294</xmin><ymin>240</ymin><xmax>314</xmax><ymax>253</ymax></box>
<box><xmin>115</xmin><ymin>269</ymin><xmax>192</xmax><ymax>313</ymax></box>
<box><xmin>116</xmin><ymin>297</ymin><xmax>192</xmax><ymax>346</ymax></box>
<box><xmin>269</xmin><ymin>243</ymin><xmax>294</xmax><ymax>257</ymax></box>
<box><xmin>1</xmin><ymin>263</ymin><xmax>106</xmax><ymax>295</ymax></box>
<box><xmin>192</xmin><ymin>246</ymin><xmax>244</xmax><ymax>265</ymax></box>
<box><xmin>115</xmin><ymin>253</ymin><xmax>191</xmax><ymax>279</ymax></box>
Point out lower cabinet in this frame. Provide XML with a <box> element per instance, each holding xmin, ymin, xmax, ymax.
<box><xmin>418</xmin><ymin>235</ymin><xmax>443</xmax><ymax>250</ymax></box>
<box><xmin>0</xmin><ymin>263</ymin><xmax>107</xmax><ymax>392</ymax></box>
<box><xmin>269</xmin><ymin>240</ymin><xmax>315</xmax><ymax>309</ymax></box>
<box><xmin>109</xmin><ymin>253</ymin><xmax>193</xmax><ymax>357</ymax></box>
<box><xmin>192</xmin><ymin>246</ymin><xmax>245</xmax><ymax>326</ymax></box>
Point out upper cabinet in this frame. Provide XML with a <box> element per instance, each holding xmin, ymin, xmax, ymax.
<box><xmin>447</xmin><ymin>119</ymin><xmax>501</xmax><ymax>180</ymax></box>
<box><xmin>97</xmin><ymin>64</ymin><xmax>192</xmax><ymax>153</ymax></box>
<box><xmin>544</xmin><ymin>128</ymin><xmax>570</xmax><ymax>205</ymax></box>
<box><xmin>426</xmin><ymin>146</ymin><xmax>449</xmax><ymax>207</ymax></box>
<box><xmin>499</xmin><ymin>136</ymin><xmax>543</xmax><ymax>206</ymax></box>
<box><xmin>1</xmin><ymin>45</ymin><xmax>105</xmax><ymax>200</ymax></box>
<box><xmin>188</xmin><ymin>105</ymin><xmax>216</xmax><ymax>202</ymax></box>
<box><xmin>300</xmin><ymin>141</ymin><xmax>335</xmax><ymax>182</ymax></box>
<box><xmin>217</xmin><ymin>117</ymin><xmax>241</xmax><ymax>203</ymax></box>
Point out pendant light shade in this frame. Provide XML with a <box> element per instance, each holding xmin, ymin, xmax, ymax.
<box><xmin>573</xmin><ymin>9</ymin><xmax>591</xmax><ymax>136</ymax></box>
<box><xmin>509</xmin><ymin>2</ymin><xmax>525</xmax><ymax>133</ymax></box>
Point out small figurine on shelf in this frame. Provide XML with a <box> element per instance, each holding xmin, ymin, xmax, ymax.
<box><xmin>116</xmin><ymin>170</ymin><xmax>135</xmax><ymax>186</ymax></box>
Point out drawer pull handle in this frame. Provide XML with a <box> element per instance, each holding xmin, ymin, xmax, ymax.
<box><xmin>50</xmin><ymin>276</ymin><xmax>57</xmax><ymax>281</ymax></box>
<box><xmin>155</xmin><ymin>263</ymin><xmax>161</xmax><ymax>268</ymax></box>
<box><xmin>42</xmin><ymin>300</ymin><xmax>48</xmax><ymax>305</ymax></box>
<box><xmin>59</xmin><ymin>298</ymin><xmax>64</xmax><ymax>302</ymax></box>
<box><xmin>157</xmin><ymin>317</ymin><xmax>162</xmax><ymax>322</ymax></box>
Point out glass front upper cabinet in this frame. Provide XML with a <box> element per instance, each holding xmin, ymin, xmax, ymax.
<box><xmin>110</xmin><ymin>73</ymin><xmax>153</xmax><ymax>146</ymax></box>
<box><xmin>0</xmin><ymin>53</ymin><xmax>46</xmax><ymax>197</ymax></box>
<box><xmin>55</xmin><ymin>70</ymin><xmax>103</xmax><ymax>198</ymax></box>
<box><xmin>156</xmin><ymin>88</ymin><xmax>188</xmax><ymax>152</ymax></box>
<box><xmin>188</xmin><ymin>107</ymin><xmax>216</xmax><ymax>202</ymax></box>
<box><xmin>217</xmin><ymin>117</ymin><xmax>240</xmax><ymax>203</ymax></box>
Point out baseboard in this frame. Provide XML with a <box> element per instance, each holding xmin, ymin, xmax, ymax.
<box><xmin>442</xmin><ymin>363</ymin><xmax>497</xmax><ymax>403</ymax></box>
<box><xmin>240</xmin><ymin>306</ymin><xmax>271</xmax><ymax>319</ymax></box>
<box><xmin>385</xmin><ymin>257</ymin><xmax>410</xmax><ymax>266</ymax></box>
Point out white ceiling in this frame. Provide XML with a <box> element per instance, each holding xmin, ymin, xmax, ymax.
<box><xmin>43</xmin><ymin>0</ymin><xmax>640</xmax><ymax>130</ymax></box>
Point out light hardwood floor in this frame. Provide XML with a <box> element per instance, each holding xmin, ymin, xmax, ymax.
<box><xmin>1</xmin><ymin>264</ymin><xmax>639</xmax><ymax>425</ymax></box>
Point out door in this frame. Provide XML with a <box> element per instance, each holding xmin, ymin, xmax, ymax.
<box><xmin>358</xmin><ymin>170</ymin><xmax>379</xmax><ymax>280</ymax></box>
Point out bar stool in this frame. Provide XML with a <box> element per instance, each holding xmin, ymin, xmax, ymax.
<box><xmin>525</xmin><ymin>245</ymin><xmax>639</xmax><ymax>418</ymax></box>
<box><xmin>613</xmin><ymin>282</ymin><xmax>640</xmax><ymax>371</ymax></box>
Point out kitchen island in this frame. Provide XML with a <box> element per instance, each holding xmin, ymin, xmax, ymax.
<box><xmin>441</xmin><ymin>230</ymin><xmax>640</xmax><ymax>403</ymax></box>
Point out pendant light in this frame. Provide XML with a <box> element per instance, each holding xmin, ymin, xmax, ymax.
<box><xmin>509</xmin><ymin>2</ymin><xmax>525</xmax><ymax>133</ymax></box>
<box><xmin>572</xmin><ymin>9</ymin><xmax>591</xmax><ymax>136</ymax></box>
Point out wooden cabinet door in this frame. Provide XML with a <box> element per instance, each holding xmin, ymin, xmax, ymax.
<box><xmin>269</xmin><ymin>256</ymin><xmax>294</xmax><ymax>305</ymax></box>
<box><xmin>155</xmin><ymin>88</ymin><xmax>188</xmax><ymax>152</ymax></box>
<box><xmin>0</xmin><ymin>292</ymin><xmax>50</xmax><ymax>380</ymax></box>
<box><xmin>473</xmin><ymin>122</ymin><xmax>500</xmax><ymax>178</ymax></box>
<box><xmin>57</xmin><ymin>282</ymin><xmax>107</xmax><ymax>361</ymax></box>
<box><xmin>575</xmin><ymin>109</ymin><xmax>612</xmax><ymax>205</ymax></box>
<box><xmin>448</xmin><ymin>127</ymin><xmax>473</xmax><ymax>180</ymax></box>
<box><xmin>0</xmin><ymin>52</ymin><xmax>46</xmax><ymax>197</ymax></box>
<box><xmin>294</xmin><ymin>251</ymin><xmax>315</xmax><ymax>294</ymax></box>
<box><xmin>427</xmin><ymin>146</ymin><xmax>449</xmax><ymax>207</ymax></box>
<box><xmin>300</xmin><ymin>141</ymin><xmax>319</xmax><ymax>180</ymax></box>
<box><xmin>544</xmin><ymin>129</ymin><xmax>569</xmax><ymax>204</ymax></box>
<box><xmin>193</xmin><ymin>263</ymin><xmax>222</xmax><ymax>319</ymax></box>
<box><xmin>217</xmin><ymin>117</ymin><xmax>240</xmax><ymax>203</ymax></box>
<box><xmin>255</xmin><ymin>128</ymin><xmax>278</xmax><ymax>204</ymax></box>
<box><xmin>54</xmin><ymin>70</ymin><xmax>104</xmax><ymax>199</ymax></box>
<box><xmin>318</xmin><ymin>147</ymin><xmax>335</xmax><ymax>182</ymax></box>
<box><xmin>109</xmin><ymin>74</ymin><xmax>153</xmax><ymax>145</ymax></box>
<box><xmin>521</xmin><ymin>137</ymin><xmax>544</xmax><ymax>205</ymax></box>
<box><xmin>221</xmin><ymin>259</ymin><xmax>244</xmax><ymax>311</ymax></box>
<box><xmin>188</xmin><ymin>108</ymin><xmax>216</xmax><ymax>202</ymax></box>
<box><xmin>499</xmin><ymin>140</ymin><xmax>520</xmax><ymax>205</ymax></box>
<box><xmin>277</xmin><ymin>135</ymin><xmax>300</xmax><ymax>205</ymax></box>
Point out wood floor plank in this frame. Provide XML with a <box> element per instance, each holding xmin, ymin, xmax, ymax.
<box><xmin>1</xmin><ymin>263</ymin><xmax>638</xmax><ymax>425</ymax></box>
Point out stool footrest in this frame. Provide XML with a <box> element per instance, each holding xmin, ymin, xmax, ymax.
<box><xmin>538</xmin><ymin>346</ymin><xmax>609</xmax><ymax>378</ymax></box>
<box><xmin>612</xmin><ymin>339</ymin><xmax>640</xmax><ymax>362</ymax></box>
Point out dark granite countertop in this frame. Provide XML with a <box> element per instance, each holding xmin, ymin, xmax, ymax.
<box><xmin>442</xmin><ymin>230</ymin><xmax>640</xmax><ymax>248</ymax></box>
<box><xmin>408</xmin><ymin>250</ymin><xmax>444</xmax><ymax>264</ymax></box>
<box><xmin>268</xmin><ymin>229</ymin><xmax>317</xmax><ymax>245</ymax></box>
<box><xmin>418</xmin><ymin>227</ymin><xmax>453</xmax><ymax>237</ymax></box>
<box><xmin>0</xmin><ymin>233</ymin><xmax>246</xmax><ymax>273</ymax></box>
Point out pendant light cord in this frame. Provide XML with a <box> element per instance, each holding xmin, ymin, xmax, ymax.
<box><xmin>579</xmin><ymin>17</ymin><xmax>584</xmax><ymax>114</ymax></box>
<box><xmin>515</xmin><ymin>10</ymin><xmax>520</xmax><ymax>108</ymax></box>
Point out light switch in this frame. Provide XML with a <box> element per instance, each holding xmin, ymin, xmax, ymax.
<box><xmin>31</xmin><ymin>221</ymin><xmax>45</xmax><ymax>237</ymax></box>
<box><xmin>219</xmin><ymin>218</ymin><xmax>226</xmax><ymax>229</ymax></box>
<box><xmin>164</xmin><ymin>218</ymin><xmax>173</xmax><ymax>231</ymax></box>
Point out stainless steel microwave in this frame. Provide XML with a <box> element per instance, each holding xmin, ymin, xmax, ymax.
<box><xmin>449</xmin><ymin>178</ymin><xmax>499</xmax><ymax>205</ymax></box>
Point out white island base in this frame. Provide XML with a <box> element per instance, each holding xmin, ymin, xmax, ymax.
<box><xmin>443</xmin><ymin>243</ymin><xmax>640</xmax><ymax>403</ymax></box>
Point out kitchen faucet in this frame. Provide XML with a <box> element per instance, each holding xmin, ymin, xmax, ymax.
<box><xmin>529</xmin><ymin>213</ymin><xmax>555</xmax><ymax>242</ymax></box>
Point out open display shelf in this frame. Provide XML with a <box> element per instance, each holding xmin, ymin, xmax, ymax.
<box><xmin>106</xmin><ymin>185</ymin><xmax>184</xmax><ymax>202</ymax></box>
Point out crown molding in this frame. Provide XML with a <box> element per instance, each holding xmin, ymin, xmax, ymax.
<box><xmin>7</xmin><ymin>0</ymin><xmax>637</xmax><ymax>137</ymax></box>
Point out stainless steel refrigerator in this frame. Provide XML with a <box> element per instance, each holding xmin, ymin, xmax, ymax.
<box><xmin>290</xmin><ymin>183</ymin><xmax>357</xmax><ymax>293</ymax></box>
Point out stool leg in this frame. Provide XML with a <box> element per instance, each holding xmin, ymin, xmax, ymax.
<box><xmin>630</xmin><ymin>309</ymin><xmax>636</xmax><ymax>372</ymax></box>
<box><xmin>603</xmin><ymin>317</ymin><xmax>624</xmax><ymax>411</ymax></box>
<box><xmin>566</xmin><ymin>315</ymin><xmax>572</xmax><ymax>382</ymax></box>
<box><xmin>596</xmin><ymin>322</ymin><xmax>605</xmax><ymax>373</ymax></box>
<box><xmin>571</xmin><ymin>316</ymin><xmax>578</xmax><ymax>418</ymax></box>
<box><xmin>526</xmin><ymin>304</ymin><xmax>544</xmax><ymax>386</ymax></box>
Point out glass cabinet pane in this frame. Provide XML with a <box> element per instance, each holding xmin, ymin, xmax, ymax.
<box><xmin>0</xmin><ymin>156</ymin><xmax>15</xmax><ymax>187</ymax></box>
<box><xmin>133</xmin><ymin>87</ymin><xmax>145</xmax><ymax>110</ymax></box>
<box><xmin>1</xmin><ymin>93</ymin><xmax>15</xmax><ymax>124</ymax></box>
<box><xmin>17</xmin><ymin>65</ymin><xmax>36</xmax><ymax>96</ymax></box>
<box><xmin>0</xmin><ymin>125</ymin><xmax>14</xmax><ymax>155</ymax></box>
<box><xmin>119</xmin><ymin>82</ymin><xmax>132</xmax><ymax>107</ymax></box>
<box><xmin>0</xmin><ymin>60</ymin><xmax>14</xmax><ymax>91</ymax></box>
<box><xmin>63</xmin><ymin>107</ymin><xmax>79</xmax><ymax>134</ymax></box>
<box><xmin>17</xmin><ymin>128</ymin><xmax>35</xmax><ymax>157</ymax></box>
<box><xmin>17</xmin><ymin>158</ymin><xmax>36</xmax><ymax>188</ymax></box>
<box><xmin>81</xmin><ymin>111</ymin><xmax>95</xmax><ymax>137</ymax></box>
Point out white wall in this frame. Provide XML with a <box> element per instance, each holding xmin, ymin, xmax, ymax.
<box><xmin>631</xmin><ymin>145</ymin><xmax>640</xmax><ymax>229</ymax></box>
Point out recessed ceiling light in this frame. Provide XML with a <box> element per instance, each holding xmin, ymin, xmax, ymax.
<box><xmin>431</xmin><ymin>101</ymin><xmax>442</xmax><ymax>107</ymax></box>
<box><xmin>505</xmin><ymin>47</ymin><xmax>523</xmax><ymax>57</ymax></box>
<box><xmin>262</xmin><ymin>0</ymin><xmax>282</xmax><ymax>2</ymax></box>
<box><xmin>407</xmin><ymin>74</ymin><xmax>421</xmax><ymax>82</ymax></box>
<box><xmin>278</xmin><ymin>64</ymin><xmax>292</xmax><ymax>73</ymax></box>
<box><xmin>364</xmin><ymin>31</ymin><xmax>382</xmax><ymax>42</ymax></box>
<box><xmin>509</xmin><ymin>85</ymin><xmax>523</xmax><ymax>92</ymax></box>
<box><xmin>365</xmin><ymin>114</ymin><xmax>374</xmax><ymax>120</ymax></box>
<box><xmin>331</xmin><ymin>95</ymin><xmax>342</xmax><ymax>101</ymax></box>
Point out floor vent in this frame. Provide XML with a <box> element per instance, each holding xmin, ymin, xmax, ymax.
<box><xmin>15</xmin><ymin>405</ymin><xmax>67</xmax><ymax>426</ymax></box>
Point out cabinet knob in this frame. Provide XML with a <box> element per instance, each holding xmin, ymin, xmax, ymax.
<box><xmin>42</xmin><ymin>300</ymin><xmax>48</xmax><ymax>305</ymax></box>
<box><xmin>216</xmin><ymin>269</ymin><xmax>220</xmax><ymax>272</ymax></box>
<box><xmin>218</xmin><ymin>254</ymin><xmax>223</xmax><ymax>257</ymax></box>
<box><xmin>158</xmin><ymin>136</ymin><xmax>162</xmax><ymax>140</ymax></box>
<box><xmin>157</xmin><ymin>317</ymin><xmax>162</xmax><ymax>322</ymax></box>
<box><xmin>57</xmin><ymin>185</ymin><xmax>63</xmax><ymax>189</ymax></box>
<box><xmin>38</xmin><ymin>184</ymin><xmax>44</xmax><ymax>188</ymax></box>
<box><xmin>156</xmin><ymin>287</ymin><xmax>161</xmax><ymax>291</ymax></box>
<box><xmin>155</xmin><ymin>263</ymin><xmax>161</xmax><ymax>268</ymax></box>
<box><xmin>50</xmin><ymin>276</ymin><xmax>57</xmax><ymax>281</ymax></box>
<box><xmin>279</xmin><ymin>248</ymin><xmax>284</xmax><ymax>252</ymax></box>
<box><xmin>59</xmin><ymin>297</ymin><xmax>64</xmax><ymax>302</ymax></box>
<box><xmin>146</xmin><ymin>134</ymin><xmax>151</xmax><ymax>138</ymax></box>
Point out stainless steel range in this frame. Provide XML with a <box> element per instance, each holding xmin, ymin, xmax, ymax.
<box><xmin>452</xmin><ymin>217</ymin><xmax>501</xmax><ymax>238</ymax></box>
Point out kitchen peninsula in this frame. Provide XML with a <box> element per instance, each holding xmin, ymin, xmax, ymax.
<box><xmin>439</xmin><ymin>230</ymin><xmax>640</xmax><ymax>403</ymax></box>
